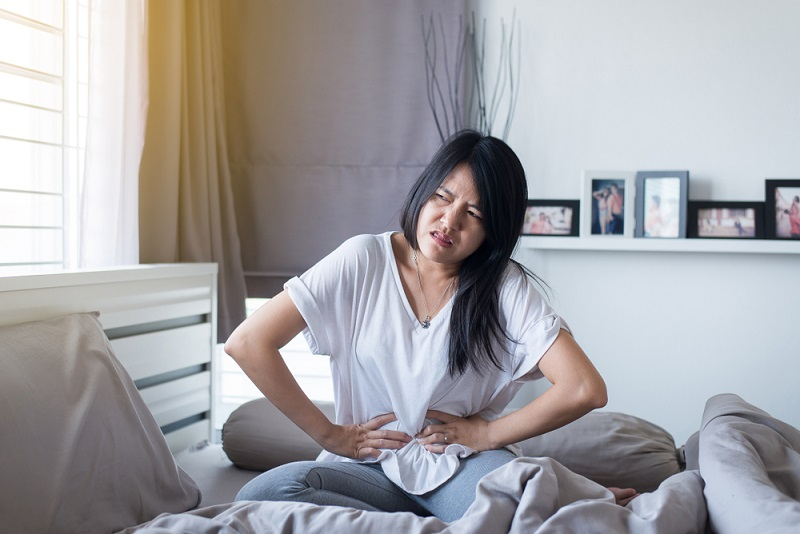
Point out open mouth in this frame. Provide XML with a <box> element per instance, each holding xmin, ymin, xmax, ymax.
<box><xmin>431</xmin><ymin>231</ymin><xmax>453</xmax><ymax>247</ymax></box>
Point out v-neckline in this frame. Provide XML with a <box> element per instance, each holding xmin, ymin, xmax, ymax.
<box><xmin>386</xmin><ymin>232</ymin><xmax>454</xmax><ymax>332</ymax></box>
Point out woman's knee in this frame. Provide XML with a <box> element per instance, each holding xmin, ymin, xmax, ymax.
<box><xmin>235</xmin><ymin>461</ymin><xmax>318</xmax><ymax>502</ymax></box>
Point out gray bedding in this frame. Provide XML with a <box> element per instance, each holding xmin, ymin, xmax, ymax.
<box><xmin>121</xmin><ymin>394</ymin><xmax>800</xmax><ymax>533</ymax></box>
<box><xmin>700</xmin><ymin>394</ymin><xmax>800</xmax><ymax>533</ymax></box>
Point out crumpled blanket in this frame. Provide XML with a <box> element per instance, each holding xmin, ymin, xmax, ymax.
<box><xmin>699</xmin><ymin>393</ymin><xmax>800</xmax><ymax>533</ymax></box>
<box><xmin>119</xmin><ymin>457</ymin><xmax>706</xmax><ymax>533</ymax></box>
<box><xmin>121</xmin><ymin>393</ymin><xmax>800</xmax><ymax>533</ymax></box>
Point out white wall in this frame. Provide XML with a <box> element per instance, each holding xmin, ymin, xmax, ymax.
<box><xmin>482</xmin><ymin>1</ymin><xmax>800</xmax><ymax>444</ymax></box>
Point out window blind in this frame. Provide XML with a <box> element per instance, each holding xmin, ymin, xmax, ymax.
<box><xmin>0</xmin><ymin>0</ymin><xmax>88</xmax><ymax>274</ymax></box>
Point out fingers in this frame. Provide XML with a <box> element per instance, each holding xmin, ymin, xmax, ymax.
<box><xmin>363</xmin><ymin>412</ymin><xmax>399</xmax><ymax>430</ymax></box>
<box><xmin>350</xmin><ymin>412</ymin><xmax>469</xmax><ymax>458</ymax></box>
<box><xmin>607</xmin><ymin>487</ymin><xmax>640</xmax><ymax>507</ymax></box>
<box><xmin>351</xmin><ymin>417</ymin><xmax>412</xmax><ymax>459</ymax></box>
<box><xmin>424</xmin><ymin>409</ymin><xmax>459</xmax><ymax>423</ymax></box>
<box><xmin>414</xmin><ymin>429</ymin><xmax>451</xmax><ymax>454</ymax></box>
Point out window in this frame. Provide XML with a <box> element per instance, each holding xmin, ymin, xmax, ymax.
<box><xmin>214</xmin><ymin>298</ymin><xmax>334</xmax><ymax>431</ymax></box>
<box><xmin>0</xmin><ymin>0</ymin><xmax>88</xmax><ymax>275</ymax></box>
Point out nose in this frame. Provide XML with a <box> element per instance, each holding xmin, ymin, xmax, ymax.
<box><xmin>441</xmin><ymin>205</ymin><xmax>465</xmax><ymax>230</ymax></box>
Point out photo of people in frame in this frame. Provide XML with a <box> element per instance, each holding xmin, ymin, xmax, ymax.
<box><xmin>773</xmin><ymin>186</ymin><xmax>800</xmax><ymax>239</ymax></box>
<box><xmin>523</xmin><ymin>205</ymin><xmax>575</xmax><ymax>235</ymax></box>
<box><xmin>642</xmin><ymin>177</ymin><xmax>681</xmax><ymax>238</ymax></box>
<box><xmin>589</xmin><ymin>179</ymin><xmax>625</xmax><ymax>235</ymax></box>
<box><xmin>697</xmin><ymin>207</ymin><xmax>757</xmax><ymax>238</ymax></box>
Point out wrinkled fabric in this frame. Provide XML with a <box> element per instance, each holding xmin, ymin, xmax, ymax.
<box><xmin>699</xmin><ymin>393</ymin><xmax>800</xmax><ymax>533</ymax></box>
<box><xmin>121</xmin><ymin>457</ymin><xmax>707</xmax><ymax>533</ymax></box>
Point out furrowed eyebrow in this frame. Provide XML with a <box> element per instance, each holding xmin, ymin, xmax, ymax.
<box><xmin>438</xmin><ymin>187</ymin><xmax>483</xmax><ymax>211</ymax></box>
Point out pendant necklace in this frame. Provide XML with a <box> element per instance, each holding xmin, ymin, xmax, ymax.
<box><xmin>412</xmin><ymin>249</ymin><xmax>455</xmax><ymax>329</ymax></box>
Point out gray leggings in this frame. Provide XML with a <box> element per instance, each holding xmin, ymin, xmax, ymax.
<box><xmin>234</xmin><ymin>449</ymin><xmax>516</xmax><ymax>523</ymax></box>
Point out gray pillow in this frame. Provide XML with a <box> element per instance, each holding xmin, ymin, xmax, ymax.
<box><xmin>0</xmin><ymin>313</ymin><xmax>201</xmax><ymax>534</ymax></box>
<box><xmin>223</xmin><ymin>398</ymin><xmax>681</xmax><ymax>494</ymax></box>
<box><xmin>223</xmin><ymin>397</ymin><xmax>335</xmax><ymax>471</ymax></box>
<box><xmin>516</xmin><ymin>411</ymin><xmax>682</xmax><ymax>492</ymax></box>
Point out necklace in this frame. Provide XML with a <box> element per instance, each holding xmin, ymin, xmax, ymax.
<box><xmin>412</xmin><ymin>249</ymin><xmax>456</xmax><ymax>329</ymax></box>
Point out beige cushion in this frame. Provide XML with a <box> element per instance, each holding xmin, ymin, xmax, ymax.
<box><xmin>222</xmin><ymin>397</ymin><xmax>335</xmax><ymax>471</ymax></box>
<box><xmin>517</xmin><ymin>411</ymin><xmax>682</xmax><ymax>492</ymax></box>
<box><xmin>0</xmin><ymin>313</ymin><xmax>201</xmax><ymax>534</ymax></box>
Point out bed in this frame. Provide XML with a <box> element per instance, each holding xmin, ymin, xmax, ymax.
<box><xmin>1</xmin><ymin>264</ymin><xmax>798</xmax><ymax>533</ymax></box>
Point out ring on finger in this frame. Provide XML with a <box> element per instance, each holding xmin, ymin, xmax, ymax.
<box><xmin>443</xmin><ymin>433</ymin><xmax>448</xmax><ymax>443</ymax></box>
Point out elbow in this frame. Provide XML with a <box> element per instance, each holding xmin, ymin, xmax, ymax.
<box><xmin>589</xmin><ymin>379</ymin><xmax>608</xmax><ymax>410</ymax></box>
<box><xmin>579</xmin><ymin>377</ymin><xmax>608</xmax><ymax>411</ymax></box>
<box><xmin>222</xmin><ymin>338</ymin><xmax>237</xmax><ymax>361</ymax></box>
<box><xmin>223</xmin><ymin>329</ymin><xmax>249</xmax><ymax>366</ymax></box>
<box><xmin>591</xmin><ymin>384</ymin><xmax>609</xmax><ymax>410</ymax></box>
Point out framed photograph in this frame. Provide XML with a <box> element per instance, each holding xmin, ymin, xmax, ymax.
<box><xmin>522</xmin><ymin>199</ymin><xmax>580</xmax><ymax>236</ymax></box>
<box><xmin>687</xmin><ymin>201</ymin><xmax>764</xmax><ymax>239</ymax></box>
<box><xmin>580</xmin><ymin>171</ymin><xmax>635</xmax><ymax>238</ymax></box>
<box><xmin>765</xmin><ymin>179</ymin><xmax>800</xmax><ymax>239</ymax></box>
<box><xmin>635</xmin><ymin>171</ymin><xmax>689</xmax><ymax>238</ymax></box>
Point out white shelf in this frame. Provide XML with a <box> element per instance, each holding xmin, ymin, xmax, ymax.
<box><xmin>520</xmin><ymin>236</ymin><xmax>800</xmax><ymax>255</ymax></box>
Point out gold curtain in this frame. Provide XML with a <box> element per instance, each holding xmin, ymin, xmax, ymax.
<box><xmin>139</xmin><ymin>0</ymin><xmax>246</xmax><ymax>339</ymax></box>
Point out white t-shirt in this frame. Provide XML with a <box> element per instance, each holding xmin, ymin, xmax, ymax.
<box><xmin>285</xmin><ymin>232</ymin><xmax>563</xmax><ymax>494</ymax></box>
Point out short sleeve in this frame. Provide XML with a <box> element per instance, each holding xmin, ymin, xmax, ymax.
<box><xmin>499</xmin><ymin>267</ymin><xmax>565</xmax><ymax>382</ymax></box>
<box><xmin>284</xmin><ymin>234</ymin><xmax>376</xmax><ymax>358</ymax></box>
<box><xmin>285</xmin><ymin>275</ymin><xmax>331</xmax><ymax>356</ymax></box>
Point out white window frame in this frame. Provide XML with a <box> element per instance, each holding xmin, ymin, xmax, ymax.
<box><xmin>214</xmin><ymin>298</ymin><xmax>334</xmax><ymax>432</ymax></box>
<box><xmin>0</xmin><ymin>0</ymin><xmax>89</xmax><ymax>275</ymax></box>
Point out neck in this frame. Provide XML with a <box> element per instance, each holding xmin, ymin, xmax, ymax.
<box><xmin>409</xmin><ymin>247</ymin><xmax>460</xmax><ymax>282</ymax></box>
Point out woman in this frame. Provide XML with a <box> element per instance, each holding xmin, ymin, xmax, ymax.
<box><xmin>592</xmin><ymin>187</ymin><xmax>610</xmax><ymax>234</ymax></box>
<box><xmin>225</xmin><ymin>130</ymin><xmax>636</xmax><ymax>521</ymax></box>
<box><xmin>607</xmin><ymin>183</ymin><xmax>624</xmax><ymax>234</ymax></box>
<box><xmin>787</xmin><ymin>195</ymin><xmax>800</xmax><ymax>238</ymax></box>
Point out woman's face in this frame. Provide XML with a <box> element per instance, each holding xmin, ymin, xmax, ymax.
<box><xmin>416</xmin><ymin>163</ymin><xmax>487</xmax><ymax>268</ymax></box>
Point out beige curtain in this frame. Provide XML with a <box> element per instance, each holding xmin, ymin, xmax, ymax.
<box><xmin>139</xmin><ymin>0</ymin><xmax>246</xmax><ymax>339</ymax></box>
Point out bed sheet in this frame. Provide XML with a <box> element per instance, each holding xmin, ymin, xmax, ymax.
<box><xmin>123</xmin><ymin>393</ymin><xmax>800</xmax><ymax>533</ymax></box>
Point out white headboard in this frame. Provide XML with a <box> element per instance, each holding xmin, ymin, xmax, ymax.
<box><xmin>0</xmin><ymin>263</ymin><xmax>218</xmax><ymax>453</ymax></box>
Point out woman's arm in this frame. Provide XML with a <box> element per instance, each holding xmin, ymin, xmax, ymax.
<box><xmin>224</xmin><ymin>290</ymin><xmax>411</xmax><ymax>458</ymax></box>
<box><xmin>418</xmin><ymin>328</ymin><xmax>607</xmax><ymax>452</ymax></box>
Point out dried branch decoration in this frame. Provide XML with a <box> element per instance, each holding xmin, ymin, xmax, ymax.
<box><xmin>422</xmin><ymin>10</ymin><xmax>521</xmax><ymax>142</ymax></box>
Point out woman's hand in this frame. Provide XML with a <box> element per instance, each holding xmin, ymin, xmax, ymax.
<box><xmin>415</xmin><ymin>410</ymin><xmax>492</xmax><ymax>453</ymax></box>
<box><xmin>608</xmin><ymin>487</ymin><xmax>640</xmax><ymax>506</ymax></box>
<box><xmin>323</xmin><ymin>413</ymin><xmax>413</xmax><ymax>460</ymax></box>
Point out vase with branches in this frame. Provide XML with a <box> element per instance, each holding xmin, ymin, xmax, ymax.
<box><xmin>421</xmin><ymin>9</ymin><xmax>521</xmax><ymax>142</ymax></box>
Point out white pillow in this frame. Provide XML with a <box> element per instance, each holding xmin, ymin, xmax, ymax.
<box><xmin>0</xmin><ymin>313</ymin><xmax>201</xmax><ymax>533</ymax></box>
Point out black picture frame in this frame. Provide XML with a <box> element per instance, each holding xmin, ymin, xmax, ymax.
<box><xmin>765</xmin><ymin>179</ymin><xmax>800</xmax><ymax>239</ymax></box>
<box><xmin>634</xmin><ymin>171</ymin><xmax>690</xmax><ymax>238</ymax></box>
<box><xmin>522</xmin><ymin>199</ymin><xmax>580</xmax><ymax>237</ymax></box>
<box><xmin>687</xmin><ymin>201</ymin><xmax>764</xmax><ymax>239</ymax></box>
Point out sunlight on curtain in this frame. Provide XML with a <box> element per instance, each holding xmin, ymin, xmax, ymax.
<box><xmin>79</xmin><ymin>0</ymin><xmax>147</xmax><ymax>267</ymax></box>
<box><xmin>139</xmin><ymin>0</ymin><xmax>246</xmax><ymax>340</ymax></box>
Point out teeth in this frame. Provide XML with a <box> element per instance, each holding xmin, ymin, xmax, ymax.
<box><xmin>433</xmin><ymin>232</ymin><xmax>452</xmax><ymax>245</ymax></box>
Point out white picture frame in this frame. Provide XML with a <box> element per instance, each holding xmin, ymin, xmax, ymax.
<box><xmin>581</xmin><ymin>170</ymin><xmax>636</xmax><ymax>238</ymax></box>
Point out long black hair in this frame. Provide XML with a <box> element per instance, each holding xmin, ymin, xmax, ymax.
<box><xmin>400</xmin><ymin>130</ymin><xmax>538</xmax><ymax>376</ymax></box>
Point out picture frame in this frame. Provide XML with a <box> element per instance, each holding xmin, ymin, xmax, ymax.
<box><xmin>687</xmin><ymin>201</ymin><xmax>764</xmax><ymax>239</ymax></box>
<box><xmin>634</xmin><ymin>171</ymin><xmax>690</xmax><ymax>238</ymax></box>
<box><xmin>580</xmin><ymin>171</ymin><xmax>635</xmax><ymax>238</ymax></box>
<box><xmin>765</xmin><ymin>179</ymin><xmax>800</xmax><ymax>239</ymax></box>
<box><xmin>522</xmin><ymin>199</ymin><xmax>580</xmax><ymax>236</ymax></box>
